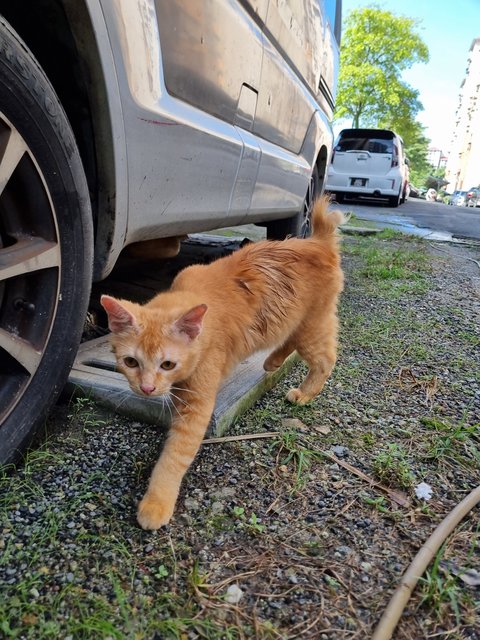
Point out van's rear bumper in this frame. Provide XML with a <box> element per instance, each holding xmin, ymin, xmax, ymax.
<box><xmin>325</xmin><ymin>174</ymin><xmax>399</xmax><ymax>196</ymax></box>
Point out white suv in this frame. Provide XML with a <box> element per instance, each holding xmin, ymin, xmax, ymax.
<box><xmin>326</xmin><ymin>128</ymin><xmax>409</xmax><ymax>207</ymax></box>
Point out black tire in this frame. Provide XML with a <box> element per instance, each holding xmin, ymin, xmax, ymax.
<box><xmin>0</xmin><ymin>17</ymin><xmax>93</xmax><ymax>464</ymax></box>
<box><xmin>388</xmin><ymin>190</ymin><xmax>401</xmax><ymax>208</ymax></box>
<box><xmin>266</xmin><ymin>165</ymin><xmax>321</xmax><ymax>239</ymax></box>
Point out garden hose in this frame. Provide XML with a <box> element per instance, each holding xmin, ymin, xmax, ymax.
<box><xmin>372</xmin><ymin>485</ymin><xmax>480</xmax><ymax>640</ymax></box>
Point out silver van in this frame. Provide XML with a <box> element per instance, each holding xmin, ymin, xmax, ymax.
<box><xmin>326</xmin><ymin>128</ymin><xmax>409</xmax><ymax>207</ymax></box>
<box><xmin>0</xmin><ymin>0</ymin><xmax>342</xmax><ymax>462</ymax></box>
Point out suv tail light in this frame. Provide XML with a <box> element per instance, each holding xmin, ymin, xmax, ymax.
<box><xmin>391</xmin><ymin>144</ymin><xmax>399</xmax><ymax>167</ymax></box>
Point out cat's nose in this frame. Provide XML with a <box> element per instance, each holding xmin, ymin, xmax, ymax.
<box><xmin>140</xmin><ymin>383</ymin><xmax>156</xmax><ymax>395</ymax></box>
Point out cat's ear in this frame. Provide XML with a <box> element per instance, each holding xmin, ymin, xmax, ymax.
<box><xmin>101</xmin><ymin>295</ymin><xmax>139</xmax><ymax>334</ymax></box>
<box><xmin>173</xmin><ymin>304</ymin><xmax>208</xmax><ymax>341</ymax></box>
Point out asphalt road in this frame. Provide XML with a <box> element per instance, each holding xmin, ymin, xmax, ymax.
<box><xmin>337</xmin><ymin>197</ymin><xmax>480</xmax><ymax>241</ymax></box>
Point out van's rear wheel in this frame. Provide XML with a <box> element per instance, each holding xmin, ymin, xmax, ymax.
<box><xmin>266</xmin><ymin>165</ymin><xmax>320</xmax><ymax>239</ymax></box>
<box><xmin>0</xmin><ymin>16</ymin><xmax>93</xmax><ymax>464</ymax></box>
<box><xmin>388</xmin><ymin>190</ymin><xmax>401</xmax><ymax>208</ymax></box>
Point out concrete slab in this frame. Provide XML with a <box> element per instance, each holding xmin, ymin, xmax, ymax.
<box><xmin>67</xmin><ymin>336</ymin><xmax>297</xmax><ymax>436</ymax></box>
<box><xmin>341</xmin><ymin>226</ymin><xmax>380</xmax><ymax>236</ymax></box>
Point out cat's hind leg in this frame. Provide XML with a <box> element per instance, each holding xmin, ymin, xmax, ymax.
<box><xmin>286</xmin><ymin>308</ymin><xmax>338</xmax><ymax>405</ymax></box>
<box><xmin>263</xmin><ymin>338</ymin><xmax>296</xmax><ymax>372</ymax></box>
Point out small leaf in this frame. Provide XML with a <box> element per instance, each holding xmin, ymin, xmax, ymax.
<box><xmin>155</xmin><ymin>564</ymin><xmax>169</xmax><ymax>579</ymax></box>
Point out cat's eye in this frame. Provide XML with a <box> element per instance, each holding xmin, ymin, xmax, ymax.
<box><xmin>160</xmin><ymin>360</ymin><xmax>176</xmax><ymax>371</ymax></box>
<box><xmin>123</xmin><ymin>356</ymin><xmax>139</xmax><ymax>368</ymax></box>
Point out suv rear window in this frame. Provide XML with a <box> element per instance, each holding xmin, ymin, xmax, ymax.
<box><xmin>335</xmin><ymin>129</ymin><xmax>395</xmax><ymax>154</ymax></box>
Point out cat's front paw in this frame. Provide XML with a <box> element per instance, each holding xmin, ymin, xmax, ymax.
<box><xmin>286</xmin><ymin>388</ymin><xmax>311</xmax><ymax>405</ymax></box>
<box><xmin>137</xmin><ymin>493</ymin><xmax>174</xmax><ymax>530</ymax></box>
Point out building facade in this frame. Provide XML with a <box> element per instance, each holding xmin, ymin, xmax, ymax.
<box><xmin>445</xmin><ymin>38</ymin><xmax>480</xmax><ymax>191</ymax></box>
<box><xmin>427</xmin><ymin>147</ymin><xmax>447</xmax><ymax>170</ymax></box>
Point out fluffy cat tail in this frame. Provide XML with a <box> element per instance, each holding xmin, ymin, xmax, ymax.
<box><xmin>310</xmin><ymin>194</ymin><xmax>346</xmax><ymax>238</ymax></box>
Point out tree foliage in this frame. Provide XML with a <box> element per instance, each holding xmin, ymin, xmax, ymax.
<box><xmin>335</xmin><ymin>6</ymin><xmax>429</xmax><ymax>131</ymax></box>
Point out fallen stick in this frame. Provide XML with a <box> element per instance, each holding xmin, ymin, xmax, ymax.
<box><xmin>202</xmin><ymin>434</ymin><xmax>411</xmax><ymax>508</ymax></box>
<box><xmin>322</xmin><ymin>451</ymin><xmax>411</xmax><ymax>508</ymax></box>
<box><xmin>202</xmin><ymin>431</ymin><xmax>280</xmax><ymax>445</ymax></box>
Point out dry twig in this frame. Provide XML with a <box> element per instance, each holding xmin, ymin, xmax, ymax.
<box><xmin>398</xmin><ymin>367</ymin><xmax>439</xmax><ymax>407</ymax></box>
<box><xmin>322</xmin><ymin>452</ymin><xmax>411</xmax><ymax>508</ymax></box>
<box><xmin>202</xmin><ymin>431</ymin><xmax>280</xmax><ymax>445</ymax></box>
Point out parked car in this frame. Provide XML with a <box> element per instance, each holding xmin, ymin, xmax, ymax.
<box><xmin>409</xmin><ymin>184</ymin><xmax>421</xmax><ymax>198</ymax></box>
<box><xmin>0</xmin><ymin>1</ymin><xmax>342</xmax><ymax>464</ymax></box>
<box><xmin>325</xmin><ymin>128</ymin><xmax>410</xmax><ymax>207</ymax></box>
<box><xmin>466</xmin><ymin>187</ymin><xmax>480</xmax><ymax>207</ymax></box>
<box><xmin>449</xmin><ymin>190</ymin><xmax>468</xmax><ymax>206</ymax></box>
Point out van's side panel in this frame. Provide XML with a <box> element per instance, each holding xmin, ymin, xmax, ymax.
<box><xmin>90</xmin><ymin>0</ymin><xmax>339</xmax><ymax>271</ymax></box>
<box><xmin>319</xmin><ymin>9</ymin><xmax>340</xmax><ymax>114</ymax></box>
<box><xmin>155</xmin><ymin>0</ymin><xmax>263</xmax><ymax>126</ymax></box>
<box><xmin>253</xmin><ymin>34</ymin><xmax>315</xmax><ymax>154</ymax></box>
<box><xmin>263</xmin><ymin>0</ymin><xmax>323</xmax><ymax>97</ymax></box>
<box><xmin>99</xmin><ymin>0</ymin><xmax>247</xmax><ymax>244</ymax></box>
<box><xmin>247</xmin><ymin>108</ymin><xmax>333</xmax><ymax>220</ymax></box>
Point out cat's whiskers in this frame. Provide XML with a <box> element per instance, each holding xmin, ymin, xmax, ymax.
<box><xmin>170</xmin><ymin>386</ymin><xmax>211</xmax><ymax>406</ymax></box>
<box><xmin>169</xmin><ymin>392</ymin><xmax>190</xmax><ymax>408</ymax></box>
<box><xmin>166</xmin><ymin>392</ymin><xmax>191</xmax><ymax>423</ymax></box>
<box><xmin>109</xmin><ymin>389</ymin><xmax>132</xmax><ymax>411</ymax></box>
<box><xmin>170</xmin><ymin>385</ymin><xmax>199</xmax><ymax>396</ymax></box>
<box><xmin>159</xmin><ymin>395</ymin><xmax>174</xmax><ymax>423</ymax></box>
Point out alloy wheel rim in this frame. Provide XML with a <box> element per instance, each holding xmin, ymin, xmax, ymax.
<box><xmin>301</xmin><ymin>173</ymin><xmax>315</xmax><ymax>238</ymax></box>
<box><xmin>0</xmin><ymin>111</ymin><xmax>61</xmax><ymax>423</ymax></box>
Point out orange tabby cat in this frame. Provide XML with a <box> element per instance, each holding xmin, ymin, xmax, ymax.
<box><xmin>101</xmin><ymin>196</ymin><xmax>345</xmax><ymax>530</ymax></box>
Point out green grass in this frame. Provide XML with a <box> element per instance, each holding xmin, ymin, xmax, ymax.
<box><xmin>0</xmin><ymin>414</ymin><xmax>278</xmax><ymax>640</ymax></box>
<box><xmin>340</xmin><ymin>307</ymin><xmax>437</xmax><ymax>370</ymax></box>
<box><xmin>455</xmin><ymin>330</ymin><xmax>480</xmax><ymax>347</ymax></box>
<box><xmin>67</xmin><ymin>396</ymin><xmax>107</xmax><ymax>429</ymax></box>
<box><xmin>418</xmin><ymin>543</ymin><xmax>463</xmax><ymax>625</ymax></box>
<box><xmin>344</xmin><ymin>235</ymin><xmax>431</xmax><ymax>296</ymax></box>
<box><xmin>417</xmin><ymin>527</ymin><xmax>479</xmax><ymax>634</ymax></box>
<box><xmin>271</xmin><ymin>430</ymin><xmax>324</xmax><ymax>492</ymax></box>
<box><xmin>422</xmin><ymin>417</ymin><xmax>480</xmax><ymax>468</ymax></box>
<box><xmin>371</xmin><ymin>443</ymin><xmax>415</xmax><ymax>489</ymax></box>
<box><xmin>376</xmin><ymin>228</ymin><xmax>414</xmax><ymax>240</ymax></box>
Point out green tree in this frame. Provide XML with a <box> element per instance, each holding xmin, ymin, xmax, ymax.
<box><xmin>405</xmin><ymin>139</ymin><xmax>431</xmax><ymax>187</ymax></box>
<box><xmin>335</xmin><ymin>6</ymin><xmax>429</xmax><ymax>129</ymax></box>
<box><xmin>397</xmin><ymin>120</ymin><xmax>430</xmax><ymax>186</ymax></box>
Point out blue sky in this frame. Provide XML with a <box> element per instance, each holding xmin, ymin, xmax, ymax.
<box><xmin>339</xmin><ymin>0</ymin><xmax>479</xmax><ymax>152</ymax></box>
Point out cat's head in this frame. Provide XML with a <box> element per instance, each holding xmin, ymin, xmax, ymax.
<box><xmin>100</xmin><ymin>294</ymin><xmax>208</xmax><ymax>398</ymax></box>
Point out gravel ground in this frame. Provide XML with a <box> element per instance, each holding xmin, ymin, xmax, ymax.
<box><xmin>1</xmin><ymin>230</ymin><xmax>479</xmax><ymax>639</ymax></box>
